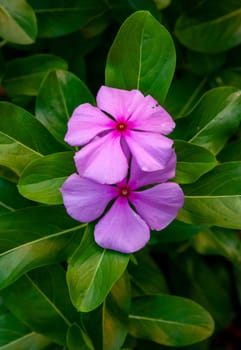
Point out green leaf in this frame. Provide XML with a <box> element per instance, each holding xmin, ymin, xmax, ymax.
<box><xmin>192</xmin><ymin>227</ymin><xmax>241</xmax><ymax>264</ymax></box>
<box><xmin>128</xmin><ymin>250</ymin><xmax>169</xmax><ymax>296</ymax></box>
<box><xmin>28</xmin><ymin>0</ymin><xmax>106</xmax><ymax>37</ymax></box>
<box><xmin>1</xmin><ymin>275</ymin><xmax>71</xmax><ymax>345</ymax></box>
<box><xmin>174</xmin><ymin>140</ymin><xmax>217</xmax><ymax>184</ymax></box>
<box><xmin>218</xmin><ymin>139</ymin><xmax>241</xmax><ymax>162</ymax></box>
<box><xmin>0</xmin><ymin>0</ymin><xmax>37</xmax><ymax>44</ymax></box>
<box><xmin>175</xmin><ymin>0</ymin><xmax>241</xmax><ymax>53</ymax></box>
<box><xmin>36</xmin><ymin>70</ymin><xmax>94</xmax><ymax>144</ymax></box>
<box><xmin>164</xmin><ymin>75</ymin><xmax>207</xmax><ymax>119</ymax></box>
<box><xmin>2</xmin><ymin>55</ymin><xmax>68</xmax><ymax>98</ymax></box>
<box><xmin>150</xmin><ymin>220</ymin><xmax>205</xmax><ymax>243</ymax></box>
<box><xmin>215</xmin><ymin>67</ymin><xmax>241</xmax><ymax>89</ymax></box>
<box><xmin>0</xmin><ymin>102</ymin><xmax>65</xmax><ymax>175</ymax></box>
<box><xmin>0</xmin><ymin>178</ymin><xmax>32</xmax><ymax>215</ymax></box>
<box><xmin>0</xmin><ymin>205</ymin><xmax>85</xmax><ymax>289</ymax></box>
<box><xmin>105</xmin><ymin>11</ymin><xmax>176</xmax><ymax>103</ymax></box>
<box><xmin>168</xmin><ymin>251</ymin><xmax>234</xmax><ymax>330</ymax></box>
<box><xmin>129</xmin><ymin>295</ymin><xmax>214</xmax><ymax>346</ymax></box>
<box><xmin>179</xmin><ymin>162</ymin><xmax>241</xmax><ymax>229</ymax></box>
<box><xmin>0</xmin><ymin>332</ymin><xmax>52</xmax><ymax>350</ymax></box>
<box><xmin>173</xmin><ymin>87</ymin><xmax>241</xmax><ymax>154</ymax></box>
<box><xmin>67</xmin><ymin>323</ymin><xmax>94</xmax><ymax>350</ymax></box>
<box><xmin>18</xmin><ymin>152</ymin><xmax>75</xmax><ymax>205</ymax></box>
<box><xmin>103</xmin><ymin>272</ymin><xmax>130</xmax><ymax>350</ymax></box>
<box><xmin>67</xmin><ymin>225</ymin><xmax>130</xmax><ymax>312</ymax></box>
<box><xmin>0</xmin><ymin>310</ymin><xmax>29</xmax><ymax>346</ymax></box>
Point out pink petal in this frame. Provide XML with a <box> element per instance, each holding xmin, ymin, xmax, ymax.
<box><xmin>125</xmin><ymin>131</ymin><xmax>174</xmax><ymax>172</ymax></box>
<box><xmin>74</xmin><ymin>132</ymin><xmax>128</xmax><ymax>184</ymax></box>
<box><xmin>94</xmin><ymin>197</ymin><xmax>150</xmax><ymax>253</ymax></box>
<box><xmin>130</xmin><ymin>183</ymin><xmax>184</xmax><ymax>231</ymax></box>
<box><xmin>128</xmin><ymin>150</ymin><xmax>177</xmax><ymax>189</ymax></box>
<box><xmin>129</xmin><ymin>95</ymin><xmax>175</xmax><ymax>134</ymax></box>
<box><xmin>61</xmin><ymin>174</ymin><xmax>117</xmax><ymax>222</ymax></box>
<box><xmin>96</xmin><ymin>86</ymin><xmax>144</xmax><ymax>121</ymax></box>
<box><xmin>64</xmin><ymin>103</ymin><xmax>114</xmax><ymax>146</ymax></box>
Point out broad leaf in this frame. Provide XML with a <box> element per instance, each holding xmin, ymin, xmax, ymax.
<box><xmin>0</xmin><ymin>178</ymin><xmax>32</xmax><ymax>215</ymax></box>
<box><xmin>129</xmin><ymin>295</ymin><xmax>214</xmax><ymax>346</ymax></box>
<box><xmin>179</xmin><ymin>162</ymin><xmax>241</xmax><ymax>229</ymax></box>
<box><xmin>36</xmin><ymin>70</ymin><xmax>94</xmax><ymax>144</ymax></box>
<box><xmin>18</xmin><ymin>152</ymin><xmax>75</xmax><ymax>205</ymax></box>
<box><xmin>28</xmin><ymin>0</ymin><xmax>107</xmax><ymax>37</ymax></box>
<box><xmin>0</xmin><ymin>206</ymin><xmax>85</xmax><ymax>288</ymax></box>
<box><xmin>2</xmin><ymin>55</ymin><xmax>68</xmax><ymax>98</ymax></box>
<box><xmin>173</xmin><ymin>87</ymin><xmax>241</xmax><ymax>154</ymax></box>
<box><xmin>106</xmin><ymin>11</ymin><xmax>176</xmax><ymax>103</ymax></box>
<box><xmin>0</xmin><ymin>332</ymin><xmax>52</xmax><ymax>350</ymax></box>
<box><xmin>174</xmin><ymin>140</ymin><xmax>217</xmax><ymax>184</ymax></box>
<box><xmin>193</xmin><ymin>227</ymin><xmax>241</xmax><ymax>264</ymax></box>
<box><xmin>0</xmin><ymin>102</ymin><xmax>65</xmax><ymax>175</ymax></box>
<box><xmin>128</xmin><ymin>250</ymin><xmax>169</xmax><ymax>295</ymax></box>
<box><xmin>0</xmin><ymin>0</ymin><xmax>37</xmax><ymax>44</ymax></box>
<box><xmin>103</xmin><ymin>272</ymin><xmax>130</xmax><ymax>350</ymax></box>
<box><xmin>1</xmin><ymin>275</ymin><xmax>71</xmax><ymax>345</ymax></box>
<box><xmin>67</xmin><ymin>323</ymin><xmax>94</xmax><ymax>350</ymax></box>
<box><xmin>0</xmin><ymin>310</ymin><xmax>29</xmax><ymax>346</ymax></box>
<box><xmin>218</xmin><ymin>139</ymin><xmax>241</xmax><ymax>162</ymax></box>
<box><xmin>175</xmin><ymin>0</ymin><xmax>241</xmax><ymax>53</ymax></box>
<box><xmin>67</xmin><ymin>225</ymin><xmax>129</xmax><ymax>312</ymax></box>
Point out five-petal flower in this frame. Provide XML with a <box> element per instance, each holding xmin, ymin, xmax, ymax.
<box><xmin>65</xmin><ymin>86</ymin><xmax>175</xmax><ymax>184</ymax></box>
<box><xmin>61</xmin><ymin>153</ymin><xmax>184</xmax><ymax>254</ymax></box>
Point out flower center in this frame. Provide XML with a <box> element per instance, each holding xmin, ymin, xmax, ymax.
<box><xmin>119</xmin><ymin>186</ymin><xmax>130</xmax><ymax>197</ymax></box>
<box><xmin>116</xmin><ymin>121</ymin><xmax>127</xmax><ymax>132</ymax></box>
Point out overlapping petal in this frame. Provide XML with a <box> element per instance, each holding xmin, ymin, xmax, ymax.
<box><xmin>64</xmin><ymin>103</ymin><xmax>114</xmax><ymax>146</ymax></box>
<box><xmin>125</xmin><ymin>130</ymin><xmax>174</xmax><ymax>172</ymax></box>
<box><xmin>128</xmin><ymin>150</ymin><xmax>176</xmax><ymax>189</ymax></box>
<box><xmin>128</xmin><ymin>95</ymin><xmax>175</xmax><ymax>134</ymax></box>
<box><xmin>74</xmin><ymin>132</ymin><xmax>128</xmax><ymax>184</ymax></box>
<box><xmin>61</xmin><ymin>174</ymin><xmax>117</xmax><ymax>222</ymax></box>
<box><xmin>96</xmin><ymin>86</ymin><xmax>144</xmax><ymax>121</ymax></box>
<box><xmin>130</xmin><ymin>183</ymin><xmax>184</xmax><ymax>231</ymax></box>
<box><xmin>94</xmin><ymin>197</ymin><xmax>150</xmax><ymax>253</ymax></box>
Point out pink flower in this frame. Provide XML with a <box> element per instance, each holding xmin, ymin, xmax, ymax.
<box><xmin>65</xmin><ymin>86</ymin><xmax>175</xmax><ymax>184</ymax></box>
<box><xmin>61</xmin><ymin>153</ymin><xmax>184</xmax><ymax>254</ymax></box>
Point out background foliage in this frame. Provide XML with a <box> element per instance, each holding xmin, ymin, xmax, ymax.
<box><xmin>0</xmin><ymin>0</ymin><xmax>241</xmax><ymax>349</ymax></box>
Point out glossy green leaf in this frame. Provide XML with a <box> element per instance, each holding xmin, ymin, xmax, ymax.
<box><xmin>0</xmin><ymin>102</ymin><xmax>65</xmax><ymax>175</ymax></box>
<box><xmin>1</xmin><ymin>275</ymin><xmax>71</xmax><ymax>345</ymax></box>
<box><xmin>0</xmin><ymin>332</ymin><xmax>52</xmax><ymax>350</ymax></box>
<box><xmin>129</xmin><ymin>295</ymin><xmax>214</xmax><ymax>346</ymax></box>
<box><xmin>175</xmin><ymin>0</ymin><xmax>241</xmax><ymax>53</ymax></box>
<box><xmin>174</xmin><ymin>140</ymin><xmax>217</xmax><ymax>184</ymax></box>
<box><xmin>28</xmin><ymin>0</ymin><xmax>106</xmax><ymax>37</ymax></box>
<box><xmin>192</xmin><ymin>227</ymin><xmax>241</xmax><ymax>264</ymax></box>
<box><xmin>67</xmin><ymin>323</ymin><xmax>94</xmax><ymax>350</ymax></box>
<box><xmin>0</xmin><ymin>178</ymin><xmax>32</xmax><ymax>215</ymax></box>
<box><xmin>36</xmin><ymin>70</ymin><xmax>94</xmax><ymax>144</ymax></box>
<box><xmin>0</xmin><ymin>205</ymin><xmax>85</xmax><ymax>288</ymax></box>
<box><xmin>173</xmin><ymin>87</ymin><xmax>241</xmax><ymax>154</ymax></box>
<box><xmin>18</xmin><ymin>152</ymin><xmax>75</xmax><ymax>205</ymax></box>
<box><xmin>215</xmin><ymin>67</ymin><xmax>241</xmax><ymax>89</ymax></box>
<box><xmin>2</xmin><ymin>55</ymin><xmax>68</xmax><ymax>98</ymax></box>
<box><xmin>0</xmin><ymin>0</ymin><xmax>37</xmax><ymax>44</ymax></box>
<box><xmin>179</xmin><ymin>162</ymin><xmax>241</xmax><ymax>229</ymax></box>
<box><xmin>67</xmin><ymin>225</ymin><xmax>130</xmax><ymax>312</ymax></box>
<box><xmin>105</xmin><ymin>11</ymin><xmax>176</xmax><ymax>103</ymax></box>
<box><xmin>103</xmin><ymin>272</ymin><xmax>130</xmax><ymax>350</ymax></box>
